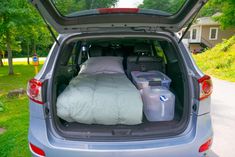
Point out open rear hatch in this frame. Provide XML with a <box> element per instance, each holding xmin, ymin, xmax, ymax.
<box><xmin>31</xmin><ymin>0</ymin><xmax>207</xmax><ymax>33</ymax></box>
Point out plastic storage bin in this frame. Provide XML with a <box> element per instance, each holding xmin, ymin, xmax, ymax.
<box><xmin>131</xmin><ymin>71</ymin><xmax>171</xmax><ymax>89</ymax></box>
<box><xmin>141</xmin><ymin>86</ymin><xmax>175</xmax><ymax>121</ymax></box>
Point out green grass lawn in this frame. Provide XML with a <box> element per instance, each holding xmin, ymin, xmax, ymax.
<box><xmin>193</xmin><ymin>36</ymin><xmax>235</xmax><ymax>82</ymax></box>
<box><xmin>0</xmin><ymin>65</ymin><xmax>42</xmax><ymax>157</ymax></box>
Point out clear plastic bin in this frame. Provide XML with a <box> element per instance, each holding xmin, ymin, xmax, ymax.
<box><xmin>131</xmin><ymin>71</ymin><xmax>171</xmax><ymax>89</ymax></box>
<box><xmin>141</xmin><ymin>86</ymin><xmax>175</xmax><ymax>121</ymax></box>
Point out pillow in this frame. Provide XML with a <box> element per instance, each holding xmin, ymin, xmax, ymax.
<box><xmin>79</xmin><ymin>57</ymin><xmax>124</xmax><ymax>74</ymax></box>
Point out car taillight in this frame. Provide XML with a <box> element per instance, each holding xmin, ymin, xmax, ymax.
<box><xmin>98</xmin><ymin>8</ymin><xmax>139</xmax><ymax>14</ymax></box>
<box><xmin>27</xmin><ymin>79</ymin><xmax>43</xmax><ymax>104</ymax></box>
<box><xmin>29</xmin><ymin>143</ymin><xmax>45</xmax><ymax>156</ymax></box>
<box><xmin>199</xmin><ymin>139</ymin><xmax>212</xmax><ymax>152</ymax></box>
<box><xmin>198</xmin><ymin>75</ymin><xmax>213</xmax><ymax>100</ymax></box>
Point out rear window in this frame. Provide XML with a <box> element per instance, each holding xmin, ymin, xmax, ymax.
<box><xmin>52</xmin><ymin>0</ymin><xmax>187</xmax><ymax>17</ymax></box>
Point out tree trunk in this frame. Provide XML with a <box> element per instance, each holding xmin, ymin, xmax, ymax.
<box><xmin>6</xmin><ymin>33</ymin><xmax>14</xmax><ymax>75</ymax></box>
<box><xmin>0</xmin><ymin>52</ymin><xmax>3</xmax><ymax>67</ymax></box>
<box><xmin>33</xmin><ymin>39</ymin><xmax>36</xmax><ymax>54</ymax></box>
<box><xmin>27</xmin><ymin>42</ymin><xmax>30</xmax><ymax>65</ymax></box>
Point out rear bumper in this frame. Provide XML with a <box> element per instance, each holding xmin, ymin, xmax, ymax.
<box><xmin>29</xmin><ymin>114</ymin><xmax>213</xmax><ymax>157</ymax></box>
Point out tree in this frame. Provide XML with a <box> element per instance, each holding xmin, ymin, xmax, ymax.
<box><xmin>140</xmin><ymin>0</ymin><xmax>235</xmax><ymax>29</ymax></box>
<box><xmin>0</xmin><ymin>54</ymin><xmax>3</xmax><ymax>67</ymax></box>
<box><xmin>139</xmin><ymin>0</ymin><xmax>185</xmax><ymax>14</ymax></box>
<box><xmin>0</xmin><ymin>0</ymin><xmax>52</xmax><ymax>73</ymax></box>
<box><xmin>198</xmin><ymin>0</ymin><xmax>235</xmax><ymax>29</ymax></box>
<box><xmin>0</xmin><ymin>37</ymin><xmax>4</xmax><ymax>67</ymax></box>
<box><xmin>84</xmin><ymin>0</ymin><xmax>118</xmax><ymax>9</ymax></box>
<box><xmin>212</xmin><ymin>0</ymin><xmax>235</xmax><ymax>29</ymax></box>
<box><xmin>0</xmin><ymin>0</ymin><xmax>32</xmax><ymax>75</ymax></box>
<box><xmin>18</xmin><ymin>8</ymin><xmax>53</xmax><ymax>65</ymax></box>
<box><xmin>198</xmin><ymin>2</ymin><xmax>220</xmax><ymax>17</ymax></box>
<box><xmin>53</xmin><ymin>0</ymin><xmax>118</xmax><ymax>15</ymax></box>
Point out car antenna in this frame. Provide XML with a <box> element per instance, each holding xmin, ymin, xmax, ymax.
<box><xmin>34</xmin><ymin>5</ymin><xmax>60</xmax><ymax>46</ymax></box>
<box><xmin>178</xmin><ymin>1</ymin><xmax>205</xmax><ymax>44</ymax></box>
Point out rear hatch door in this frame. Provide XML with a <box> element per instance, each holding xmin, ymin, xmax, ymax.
<box><xmin>31</xmin><ymin>0</ymin><xmax>208</xmax><ymax>33</ymax></box>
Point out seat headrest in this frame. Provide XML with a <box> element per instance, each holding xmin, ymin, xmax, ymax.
<box><xmin>134</xmin><ymin>44</ymin><xmax>151</xmax><ymax>54</ymax></box>
<box><xmin>89</xmin><ymin>46</ymin><xmax>103</xmax><ymax>57</ymax></box>
<box><xmin>127</xmin><ymin>56</ymin><xmax>162</xmax><ymax>62</ymax></box>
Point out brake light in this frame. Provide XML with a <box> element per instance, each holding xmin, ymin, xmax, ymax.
<box><xmin>198</xmin><ymin>75</ymin><xmax>212</xmax><ymax>100</ymax></box>
<box><xmin>29</xmin><ymin>143</ymin><xmax>45</xmax><ymax>156</ymax></box>
<box><xmin>98</xmin><ymin>8</ymin><xmax>139</xmax><ymax>14</ymax></box>
<box><xmin>27</xmin><ymin>79</ymin><xmax>43</xmax><ymax>104</ymax></box>
<box><xmin>199</xmin><ymin>139</ymin><xmax>212</xmax><ymax>152</ymax></box>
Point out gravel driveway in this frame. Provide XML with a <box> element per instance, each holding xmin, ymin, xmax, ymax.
<box><xmin>208</xmin><ymin>78</ymin><xmax>235</xmax><ymax>157</ymax></box>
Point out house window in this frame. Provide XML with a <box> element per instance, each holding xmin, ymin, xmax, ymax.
<box><xmin>192</xmin><ymin>29</ymin><xmax>197</xmax><ymax>40</ymax></box>
<box><xmin>209</xmin><ymin>27</ymin><xmax>218</xmax><ymax>40</ymax></box>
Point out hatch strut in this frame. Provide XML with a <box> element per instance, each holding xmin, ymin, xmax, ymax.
<box><xmin>35</xmin><ymin>5</ymin><xmax>60</xmax><ymax>46</ymax></box>
<box><xmin>178</xmin><ymin>1</ymin><xmax>206</xmax><ymax>44</ymax></box>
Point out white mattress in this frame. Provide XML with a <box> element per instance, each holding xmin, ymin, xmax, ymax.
<box><xmin>56</xmin><ymin>73</ymin><xmax>143</xmax><ymax>125</ymax></box>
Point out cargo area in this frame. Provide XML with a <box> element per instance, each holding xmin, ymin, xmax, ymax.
<box><xmin>50</xmin><ymin>36</ymin><xmax>191</xmax><ymax>140</ymax></box>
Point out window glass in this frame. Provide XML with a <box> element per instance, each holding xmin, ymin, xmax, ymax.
<box><xmin>192</xmin><ymin>29</ymin><xmax>197</xmax><ymax>40</ymax></box>
<box><xmin>210</xmin><ymin>28</ymin><xmax>218</xmax><ymax>40</ymax></box>
<box><xmin>52</xmin><ymin>0</ymin><xmax>187</xmax><ymax>17</ymax></box>
<box><xmin>67</xmin><ymin>44</ymin><xmax>77</xmax><ymax>65</ymax></box>
<box><xmin>68</xmin><ymin>55</ymin><xmax>75</xmax><ymax>65</ymax></box>
<box><xmin>60</xmin><ymin>42</ymin><xmax>76</xmax><ymax>66</ymax></box>
<box><xmin>153</xmin><ymin>41</ymin><xmax>166</xmax><ymax>63</ymax></box>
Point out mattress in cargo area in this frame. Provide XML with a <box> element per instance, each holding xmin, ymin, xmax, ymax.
<box><xmin>56</xmin><ymin>73</ymin><xmax>143</xmax><ymax>125</ymax></box>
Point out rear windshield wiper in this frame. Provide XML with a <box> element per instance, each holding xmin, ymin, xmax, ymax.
<box><xmin>35</xmin><ymin>4</ymin><xmax>60</xmax><ymax>46</ymax></box>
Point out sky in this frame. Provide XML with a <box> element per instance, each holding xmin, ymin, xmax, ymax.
<box><xmin>116</xmin><ymin>0</ymin><xmax>144</xmax><ymax>8</ymax></box>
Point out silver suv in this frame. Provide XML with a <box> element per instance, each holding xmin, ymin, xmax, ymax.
<box><xmin>27</xmin><ymin>0</ymin><xmax>213</xmax><ymax>157</ymax></box>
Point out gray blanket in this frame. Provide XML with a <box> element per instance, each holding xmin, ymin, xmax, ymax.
<box><xmin>56</xmin><ymin>73</ymin><xmax>143</xmax><ymax>125</ymax></box>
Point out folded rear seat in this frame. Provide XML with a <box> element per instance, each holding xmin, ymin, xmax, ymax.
<box><xmin>89</xmin><ymin>46</ymin><xmax>103</xmax><ymax>57</ymax></box>
<box><xmin>126</xmin><ymin>44</ymin><xmax>165</xmax><ymax>78</ymax></box>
